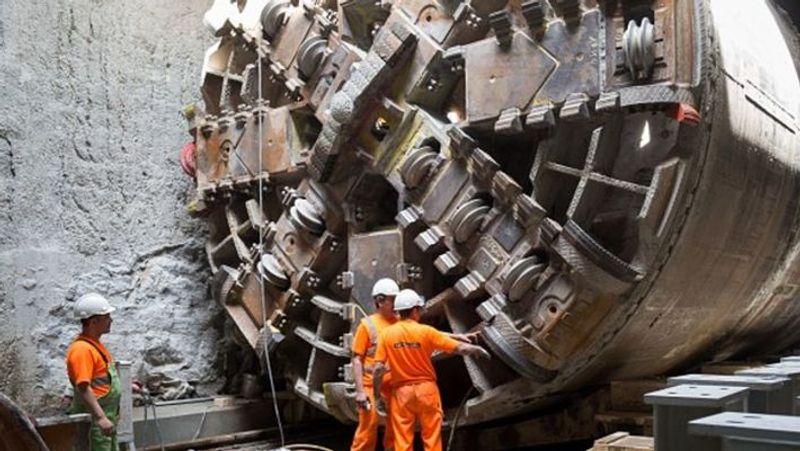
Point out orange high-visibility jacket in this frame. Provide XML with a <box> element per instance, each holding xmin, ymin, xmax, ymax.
<box><xmin>352</xmin><ymin>313</ymin><xmax>397</xmax><ymax>386</ymax></box>
<box><xmin>65</xmin><ymin>335</ymin><xmax>113</xmax><ymax>398</ymax></box>
<box><xmin>351</xmin><ymin>313</ymin><xmax>397</xmax><ymax>451</ymax></box>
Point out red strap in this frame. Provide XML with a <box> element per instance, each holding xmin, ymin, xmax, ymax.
<box><xmin>667</xmin><ymin>103</ymin><xmax>701</xmax><ymax>126</ymax></box>
<box><xmin>180</xmin><ymin>141</ymin><xmax>197</xmax><ymax>178</ymax></box>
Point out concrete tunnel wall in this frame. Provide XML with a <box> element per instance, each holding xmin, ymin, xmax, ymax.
<box><xmin>0</xmin><ymin>0</ymin><xmax>225</xmax><ymax>415</ymax></box>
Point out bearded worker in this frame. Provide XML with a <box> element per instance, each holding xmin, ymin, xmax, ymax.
<box><xmin>350</xmin><ymin>278</ymin><xmax>400</xmax><ymax>450</ymax></box>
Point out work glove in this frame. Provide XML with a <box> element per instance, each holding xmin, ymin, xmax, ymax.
<box><xmin>355</xmin><ymin>391</ymin><xmax>371</xmax><ymax>411</ymax></box>
<box><xmin>474</xmin><ymin>346</ymin><xmax>491</xmax><ymax>360</ymax></box>
<box><xmin>375</xmin><ymin>398</ymin><xmax>388</xmax><ymax>417</ymax></box>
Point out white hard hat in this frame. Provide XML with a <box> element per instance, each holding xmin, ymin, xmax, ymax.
<box><xmin>394</xmin><ymin>289</ymin><xmax>424</xmax><ymax>311</ymax></box>
<box><xmin>371</xmin><ymin>278</ymin><xmax>400</xmax><ymax>298</ymax></box>
<box><xmin>74</xmin><ymin>293</ymin><xmax>115</xmax><ymax>320</ymax></box>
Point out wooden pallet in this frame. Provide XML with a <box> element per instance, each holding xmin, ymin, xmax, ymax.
<box><xmin>588</xmin><ymin>432</ymin><xmax>654</xmax><ymax>451</ymax></box>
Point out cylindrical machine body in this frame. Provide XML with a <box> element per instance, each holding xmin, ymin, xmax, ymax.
<box><xmin>569</xmin><ymin>0</ymin><xmax>800</xmax><ymax>384</ymax></box>
<box><xmin>188</xmin><ymin>0</ymin><xmax>800</xmax><ymax>425</ymax></box>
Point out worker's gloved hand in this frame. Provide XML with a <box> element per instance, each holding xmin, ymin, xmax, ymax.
<box><xmin>97</xmin><ymin>415</ymin><xmax>115</xmax><ymax>436</ymax></box>
<box><xmin>355</xmin><ymin>391</ymin><xmax>370</xmax><ymax>411</ymax></box>
<box><xmin>474</xmin><ymin>346</ymin><xmax>491</xmax><ymax>360</ymax></box>
<box><xmin>131</xmin><ymin>379</ymin><xmax>143</xmax><ymax>394</ymax></box>
<box><xmin>59</xmin><ymin>395</ymin><xmax>73</xmax><ymax>411</ymax></box>
<box><xmin>461</xmin><ymin>331</ymin><xmax>480</xmax><ymax>344</ymax></box>
<box><xmin>375</xmin><ymin>398</ymin><xmax>388</xmax><ymax>417</ymax></box>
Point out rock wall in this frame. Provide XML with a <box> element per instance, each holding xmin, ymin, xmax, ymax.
<box><xmin>0</xmin><ymin>0</ymin><xmax>221</xmax><ymax>414</ymax></box>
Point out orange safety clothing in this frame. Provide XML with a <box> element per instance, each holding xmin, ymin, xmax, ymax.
<box><xmin>390</xmin><ymin>381</ymin><xmax>443</xmax><ymax>451</ymax></box>
<box><xmin>351</xmin><ymin>313</ymin><xmax>397</xmax><ymax>451</ymax></box>
<box><xmin>352</xmin><ymin>384</ymin><xmax>395</xmax><ymax>451</ymax></box>
<box><xmin>352</xmin><ymin>314</ymin><xmax>396</xmax><ymax>387</ymax></box>
<box><xmin>65</xmin><ymin>335</ymin><xmax>113</xmax><ymax>398</ymax></box>
<box><xmin>374</xmin><ymin>320</ymin><xmax>458</xmax><ymax>386</ymax></box>
<box><xmin>374</xmin><ymin>319</ymin><xmax>460</xmax><ymax>451</ymax></box>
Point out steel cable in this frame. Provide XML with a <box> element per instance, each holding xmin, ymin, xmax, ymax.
<box><xmin>256</xmin><ymin>26</ymin><xmax>286</xmax><ymax>448</ymax></box>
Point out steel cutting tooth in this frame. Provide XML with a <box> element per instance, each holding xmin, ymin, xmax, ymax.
<box><xmin>503</xmin><ymin>257</ymin><xmax>547</xmax><ymax>302</ymax></box>
<box><xmin>258</xmin><ymin>253</ymin><xmax>290</xmax><ymax>289</ymax></box>
<box><xmin>434</xmin><ymin>250</ymin><xmax>463</xmax><ymax>276</ymax></box>
<box><xmin>454</xmin><ymin>271</ymin><xmax>486</xmax><ymax>300</ymax></box>
<box><xmin>414</xmin><ymin>227</ymin><xmax>446</xmax><ymax>254</ymax></box>
<box><xmin>289</xmin><ymin>198</ymin><xmax>325</xmax><ymax>235</ymax></box>
<box><xmin>450</xmin><ymin>198</ymin><xmax>490</xmax><ymax>243</ymax></box>
<box><xmin>396</xmin><ymin>206</ymin><xmax>423</xmax><ymax>230</ymax></box>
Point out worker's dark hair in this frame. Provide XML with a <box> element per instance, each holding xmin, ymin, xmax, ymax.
<box><xmin>374</xmin><ymin>294</ymin><xmax>395</xmax><ymax>306</ymax></box>
<box><xmin>398</xmin><ymin>307</ymin><xmax>418</xmax><ymax>319</ymax></box>
<box><xmin>80</xmin><ymin>315</ymin><xmax>99</xmax><ymax>328</ymax></box>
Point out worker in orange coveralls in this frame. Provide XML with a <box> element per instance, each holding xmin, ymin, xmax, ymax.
<box><xmin>350</xmin><ymin>278</ymin><xmax>401</xmax><ymax>450</ymax></box>
<box><xmin>372</xmin><ymin>289</ymin><xmax>491</xmax><ymax>451</ymax></box>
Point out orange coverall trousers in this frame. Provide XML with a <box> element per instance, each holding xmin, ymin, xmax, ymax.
<box><xmin>351</xmin><ymin>384</ymin><xmax>394</xmax><ymax>451</ymax></box>
<box><xmin>389</xmin><ymin>381</ymin><xmax>443</xmax><ymax>451</ymax></box>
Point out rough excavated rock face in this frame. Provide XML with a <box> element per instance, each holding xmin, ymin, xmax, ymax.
<box><xmin>0</xmin><ymin>0</ymin><xmax>222</xmax><ymax>415</ymax></box>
